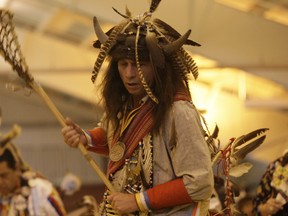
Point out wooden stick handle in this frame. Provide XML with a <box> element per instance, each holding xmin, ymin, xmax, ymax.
<box><xmin>29</xmin><ymin>81</ymin><xmax>115</xmax><ymax>192</ymax></box>
<box><xmin>0</xmin><ymin>9</ymin><xmax>115</xmax><ymax>193</ymax></box>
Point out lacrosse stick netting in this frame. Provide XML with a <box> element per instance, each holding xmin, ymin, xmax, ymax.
<box><xmin>0</xmin><ymin>10</ymin><xmax>32</xmax><ymax>83</ymax></box>
<box><xmin>0</xmin><ymin>10</ymin><xmax>114</xmax><ymax>192</ymax></box>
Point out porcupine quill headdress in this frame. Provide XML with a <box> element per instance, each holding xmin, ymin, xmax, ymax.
<box><xmin>91</xmin><ymin>0</ymin><xmax>201</xmax><ymax>104</ymax></box>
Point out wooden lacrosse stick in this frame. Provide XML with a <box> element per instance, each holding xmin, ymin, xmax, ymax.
<box><xmin>0</xmin><ymin>10</ymin><xmax>114</xmax><ymax>193</ymax></box>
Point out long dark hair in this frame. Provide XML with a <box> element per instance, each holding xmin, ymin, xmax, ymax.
<box><xmin>101</xmin><ymin>56</ymin><xmax>189</xmax><ymax>134</ymax></box>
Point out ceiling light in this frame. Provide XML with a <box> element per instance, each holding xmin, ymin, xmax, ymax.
<box><xmin>0</xmin><ymin>0</ymin><xmax>8</xmax><ymax>7</ymax></box>
<box><xmin>264</xmin><ymin>6</ymin><xmax>288</xmax><ymax>26</ymax></box>
<box><xmin>215</xmin><ymin>0</ymin><xmax>255</xmax><ymax>12</ymax></box>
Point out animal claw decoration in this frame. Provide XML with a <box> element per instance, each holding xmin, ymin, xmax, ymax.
<box><xmin>91</xmin><ymin>0</ymin><xmax>200</xmax><ymax>104</ymax></box>
<box><xmin>0</xmin><ymin>9</ymin><xmax>115</xmax><ymax>193</ymax></box>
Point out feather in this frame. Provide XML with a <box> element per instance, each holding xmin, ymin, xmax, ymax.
<box><xmin>112</xmin><ymin>7</ymin><xmax>130</xmax><ymax>19</ymax></box>
<box><xmin>153</xmin><ymin>18</ymin><xmax>201</xmax><ymax>46</ymax></box>
<box><xmin>232</xmin><ymin>128</ymin><xmax>269</xmax><ymax>149</ymax></box>
<box><xmin>232</xmin><ymin>128</ymin><xmax>269</xmax><ymax>160</ymax></box>
<box><xmin>149</xmin><ymin>0</ymin><xmax>162</xmax><ymax>13</ymax></box>
<box><xmin>233</xmin><ymin>135</ymin><xmax>266</xmax><ymax>160</ymax></box>
<box><xmin>145</xmin><ymin>28</ymin><xmax>165</xmax><ymax>68</ymax></box>
<box><xmin>92</xmin><ymin>20</ymin><xmax>129</xmax><ymax>83</ymax></box>
<box><xmin>229</xmin><ymin>162</ymin><xmax>253</xmax><ymax>177</ymax></box>
<box><xmin>182</xmin><ymin>49</ymin><xmax>199</xmax><ymax>79</ymax></box>
<box><xmin>153</xmin><ymin>18</ymin><xmax>181</xmax><ymax>38</ymax></box>
<box><xmin>212</xmin><ymin>124</ymin><xmax>219</xmax><ymax>139</ymax></box>
<box><xmin>135</xmin><ymin>26</ymin><xmax>159</xmax><ymax>104</ymax></box>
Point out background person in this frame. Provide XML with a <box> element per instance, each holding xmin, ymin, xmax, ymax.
<box><xmin>0</xmin><ymin>128</ymin><xmax>67</xmax><ymax>216</ymax></box>
<box><xmin>254</xmin><ymin>150</ymin><xmax>288</xmax><ymax>216</ymax></box>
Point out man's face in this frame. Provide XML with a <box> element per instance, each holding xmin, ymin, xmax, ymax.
<box><xmin>118</xmin><ymin>59</ymin><xmax>154</xmax><ymax>104</ymax></box>
<box><xmin>0</xmin><ymin>161</ymin><xmax>20</xmax><ymax>196</ymax></box>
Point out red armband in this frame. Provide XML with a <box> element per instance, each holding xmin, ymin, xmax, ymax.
<box><xmin>146</xmin><ymin>178</ymin><xmax>192</xmax><ymax>209</ymax></box>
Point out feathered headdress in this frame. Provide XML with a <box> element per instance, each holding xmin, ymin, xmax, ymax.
<box><xmin>91</xmin><ymin>0</ymin><xmax>200</xmax><ymax>103</ymax></box>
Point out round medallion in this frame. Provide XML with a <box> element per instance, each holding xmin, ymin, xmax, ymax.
<box><xmin>110</xmin><ymin>141</ymin><xmax>126</xmax><ymax>162</ymax></box>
